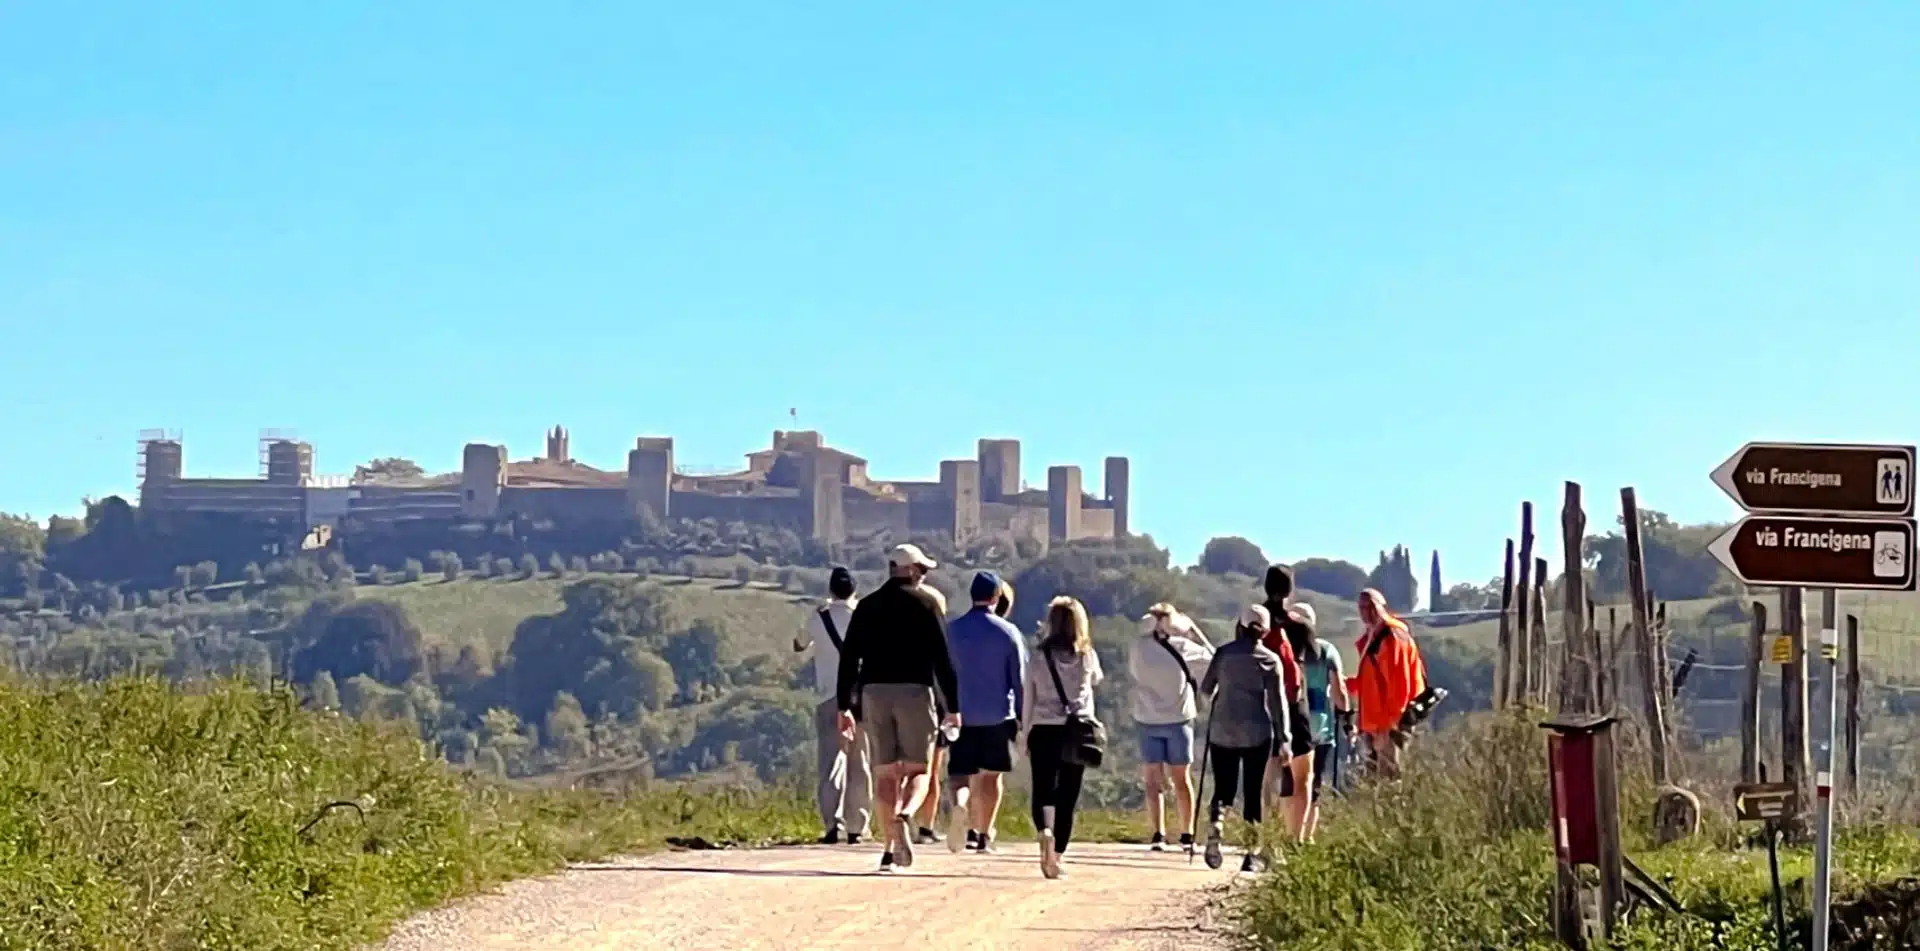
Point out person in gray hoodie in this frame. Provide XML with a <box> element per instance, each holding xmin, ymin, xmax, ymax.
<box><xmin>1197</xmin><ymin>604</ymin><xmax>1291</xmax><ymax>873</ymax></box>
<box><xmin>1126</xmin><ymin>603</ymin><xmax>1214</xmax><ymax>852</ymax></box>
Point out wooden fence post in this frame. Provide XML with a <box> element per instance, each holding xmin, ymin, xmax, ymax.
<box><xmin>1516</xmin><ymin>503</ymin><xmax>1535</xmax><ymax>704</ymax></box>
<box><xmin>1779</xmin><ymin>587</ymin><xmax>1811</xmax><ymax>838</ymax></box>
<box><xmin>1621</xmin><ymin>487</ymin><xmax>1670</xmax><ymax>785</ymax></box>
<box><xmin>1559</xmin><ymin>482</ymin><xmax>1594</xmax><ymax>713</ymax></box>
<box><xmin>1590</xmin><ymin>599</ymin><xmax>1607</xmax><ymax>711</ymax></box>
<box><xmin>1496</xmin><ymin>539</ymin><xmax>1516</xmax><ymax>711</ymax></box>
<box><xmin>1740</xmin><ymin>601</ymin><xmax>1767</xmax><ymax>784</ymax></box>
<box><xmin>1531</xmin><ymin>557</ymin><xmax>1551</xmax><ymax>706</ymax></box>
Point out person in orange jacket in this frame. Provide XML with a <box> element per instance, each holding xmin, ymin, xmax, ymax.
<box><xmin>1352</xmin><ymin>588</ymin><xmax>1425</xmax><ymax>779</ymax></box>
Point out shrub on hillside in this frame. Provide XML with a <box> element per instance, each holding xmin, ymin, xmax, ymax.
<box><xmin>402</xmin><ymin>558</ymin><xmax>425</xmax><ymax>583</ymax></box>
<box><xmin>1292</xmin><ymin>557</ymin><xmax>1370</xmax><ymax>599</ymax></box>
<box><xmin>290</xmin><ymin>596</ymin><xmax>426</xmax><ymax>687</ymax></box>
<box><xmin>1197</xmin><ymin>536</ymin><xmax>1267</xmax><ymax>576</ymax></box>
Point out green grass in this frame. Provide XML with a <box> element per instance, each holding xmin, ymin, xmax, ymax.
<box><xmin>363</xmin><ymin>572</ymin><xmax>811</xmax><ymax>655</ymax></box>
<box><xmin>1229</xmin><ymin>709</ymin><xmax>1920</xmax><ymax>951</ymax></box>
<box><xmin>0</xmin><ymin>675</ymin><xmax>815</xmax><ymax>951</ymax></box>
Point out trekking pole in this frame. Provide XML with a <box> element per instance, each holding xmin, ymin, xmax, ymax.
<box><xmin>1189</xmin><ymin>695</ymin><xmax>1215</xmax><ymax>865</ymax></box>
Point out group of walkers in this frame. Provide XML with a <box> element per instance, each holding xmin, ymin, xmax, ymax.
<box><xmin>794</xmin><ymin>545</ymin><xmax>1434</xmax><ymax>878</ymax></box>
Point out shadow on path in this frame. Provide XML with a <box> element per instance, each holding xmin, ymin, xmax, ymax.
<box><xmin>574</xmin><ymin>865</ymin><xmax>968</xmax><ymax>880</ymax></box>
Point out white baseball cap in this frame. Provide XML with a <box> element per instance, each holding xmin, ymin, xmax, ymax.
<box><xmin>1236</xmin><ymin>603</ymin><xmax>1272</xmax><ymax>632</ymax></box>
<box><xmin>1286</xmin><ymin>603</ymin><xmax>1317</xmax><ymax>629</ymax></box>
<box><xmin>888</xmin><ymin>543</ymin><xmax>937</xmax><ymax>570</ymax></box>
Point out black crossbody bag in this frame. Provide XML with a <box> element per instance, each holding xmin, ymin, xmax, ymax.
<box><xmin>1042</xmin><ymin>649</ymin><xmax>1107</xmax><ymax>769</ymax></box>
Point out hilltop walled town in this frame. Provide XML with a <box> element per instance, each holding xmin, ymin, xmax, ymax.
<box><xmin>134</xmin><ymin>427</ymin><xmax>1131</xmax><ymax>550</ymax></box>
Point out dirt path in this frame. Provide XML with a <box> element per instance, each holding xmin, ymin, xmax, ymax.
<box><xmin>375</xmin><ymin>841</ymin><xmax>1239</xmax><ymax>951</ymax></box>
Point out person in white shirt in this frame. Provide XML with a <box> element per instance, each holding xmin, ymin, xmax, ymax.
<box><xmin>1127</xmin><ymin>603</ymin><xmax>1215</xmax><ymax>853</ymax></box>
<box><xmin>793</xmin><ymin>566</ymin><xmax>869</xmax><ymax>844</ymax></box>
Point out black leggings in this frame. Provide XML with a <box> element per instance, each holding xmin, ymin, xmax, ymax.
<box><xmin>1026</xmin><ymin>724</ymin><xmax>1086</xmax><ymax>853</ymax></box>
<box><xmin>1208</xmin><ymin>743</ymin><xmax>1269</xmax><ymax>825</ymax></box>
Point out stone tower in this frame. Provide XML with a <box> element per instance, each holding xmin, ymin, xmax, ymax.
<box><xmin>802</xmin><ymin>454</ymin><xmax>845</xmax><ymax>545</ymax></box>
<box><xmin>940</xmin><ymin>459</ymin><xmax>982</xmax><ymax>546</ymax></box>
<box><xmin>265</xmin><ymin>440</ymin><xmax>313</xmax><ymax>485</ymax></box>
<box><xmin>545</xmin><ymin>426</ymin><xmax>570</xmax><ymax>463</ymax></box>
<box><xmin>1047</xmin><ymin>465</ymin><xmax>1083</xmax><ymax>542</ymax></box>
<box><xmin>1104</xmin><ymin>456</ymin><xmax>1130</xmax><ymax>537</ymax></box>
<box><xmin>977</xmin><ymin>438</ymin><xmax>1021</xmax><ymax>501</ymax></box>
<box><xmin>461</xmin><ymin>443</ymin><xmax>507</xmax><ymax>519</ymax></box>
<box><xmin>139</xmin><ymin>437</ymin><xmax>184</xmax><ymax>510</ymax></box>
<box><xmin>626</xmin><ymin>437</ymin><xmax>674</xmax><ymax>521</ymax></box>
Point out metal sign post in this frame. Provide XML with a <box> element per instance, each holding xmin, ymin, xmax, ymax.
<box><xmin>1712</xmin><ymin>440</ymin><xmax>1917</xmax><ymax>947</ymax></box>
<box><xmin>1810</xmin><ymin>589</ymin><xmax>1840</xmax><ymax>951</ymax></box>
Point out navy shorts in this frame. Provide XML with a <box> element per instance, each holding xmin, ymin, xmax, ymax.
<box><xmin>1138</xmin><ymin>722</ymin><xmax>1195</xmax><ymax>765</ymax></box>
<box><xmin>948</xmin><ymin>720</ymin><xmax>1018</xmax><ymax>776</ymax></box>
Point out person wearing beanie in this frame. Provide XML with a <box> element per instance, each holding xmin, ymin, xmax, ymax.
<box><xmin>793</xmin><ymin>565</ymin><xmax>869</xmax><ymax>844</ymax></box>
<box><xmin>1197</xmin><ymin>604</ymin><xmax>1292</xmax><ymax>874</ymax></box>
<box><xmin>939</xmin><ymin>570</ymin><xmax>1029</xmax><ymax>853</ymax></box>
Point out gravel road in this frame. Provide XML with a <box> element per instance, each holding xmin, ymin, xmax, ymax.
<box><xmin>374</xmin><ymin>840</ymin><xmax>1238</xmax><ymax>951</ymax></box>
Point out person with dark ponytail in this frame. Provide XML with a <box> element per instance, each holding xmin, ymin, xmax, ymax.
<box><xmin>1277</xmin><ymin>604</ymin><xmax>1348</xmax><ymax>843</ymax></box>
<box><xmin>1256</xmin><ymin>565</ymin><xmax>1305</xmax><ymax>814</ymax></box>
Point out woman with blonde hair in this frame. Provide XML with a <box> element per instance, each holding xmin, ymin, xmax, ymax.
<box><xmin>1020</xmin><ymin>595</ymin><xmax>1104</xmax><ymax>879</ymax></box>
<box><xmin>993</xmin><ymin>579</ymin><xmax>1016</xmax><ymax>619</ymax></box>
<box><xmin>1353</xmin><ymin>588</ymin><xmax>1425</xmax><ymax>779</ymax></box>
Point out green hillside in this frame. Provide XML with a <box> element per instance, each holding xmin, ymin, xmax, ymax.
<box><xmin>371</xmin><ymin>573</ymin><xmax>812</xmax><ymax>655</ymax></box>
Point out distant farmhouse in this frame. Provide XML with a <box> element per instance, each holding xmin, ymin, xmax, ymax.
<box><xmin>134</xmin><ymin>427</ymin><xmax>1131</xmax><ymax>550</ymax></box>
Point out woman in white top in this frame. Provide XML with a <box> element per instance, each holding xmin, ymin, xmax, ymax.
<box><xmin>1020</xmin><ymin>595</ymin><xmax>1103</xmax><ymax>879</ymax></box>
<box><xmin>1126</xmin><ymin>603</ymin><xmax>1214</xmax><ymax>853</ymax></box>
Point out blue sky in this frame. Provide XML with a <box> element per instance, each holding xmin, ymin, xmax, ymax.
<box><xmin>4</xmin><ymin>3</ymin><xmax>1916</xmax><ymax>586</ymax></box>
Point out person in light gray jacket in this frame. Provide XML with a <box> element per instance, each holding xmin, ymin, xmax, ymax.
<box><xmin>1197</xmin><ymin>604</ymin><xmax>1291</xmax><ymax>873</ymax></box>
<box><xmin>1126</xmin><ymin>603</ymin><xmax>1214</xmax><ymax>853</ymax></box>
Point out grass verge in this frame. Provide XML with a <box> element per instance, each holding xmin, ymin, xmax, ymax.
<box><xmin>1230</xmin><ymin>710</ymin><xmax>1920</xmax><ymax>950</ymax></box>
<box><xmin>0</xmin><ymin>675</ymin><xmax>814</xmax><ymax>951</ymax></box>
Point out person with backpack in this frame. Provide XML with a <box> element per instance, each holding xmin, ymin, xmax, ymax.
<box><xmin>1354</xmin><ymin>587</ymin><xmax>1427</xmax><ymax>780</ymax></box>
<box><xmin>1256</xmin><ymin>565</ymin><xmax>1305</xmax><ymax>816</ymax></box>
<box><xmin>793</xmin><ymin>566</ymin><xmax>868</xmax><ymax>844</ymax></box>
<box><xmin>1127</xmin><ymin>603</ymin><xmax>1214</xmax><ymax>853</ymax></box>
<box><xmin>1275</xmin><ymin>604</ymin><xmax>1348</xmax><ymax>844</ymax></box>
<box><xmin>942</xmin><ymin>570</ymin><xmax>1028</xmax><ymax>854</ymax></box>
<box><xmin>1198</xmin><ymin>604</ymin><xmax>1291</xmax><ymax>874</ymax></box>
<box><xmin>1021</xmin><ymin>595</ymin><xmax>1105</xmax><ymax>880</ymax></box>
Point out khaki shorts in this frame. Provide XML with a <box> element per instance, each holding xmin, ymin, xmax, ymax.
<box><xmin>860</xmin><ymin>684</ymin><xmax>938</xmax><ymax>766</ymax></box>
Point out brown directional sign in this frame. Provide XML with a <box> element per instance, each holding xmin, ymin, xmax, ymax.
<box><xmin>1708</xmin><ymin>516</ymin><xmax>1916</xmax><ymax>592</ymax></box>
<box><xmin>1734</xmin><ymin>781</ymin><xmax>1800</xmax><ymax>822</ymax></box>
<box><xmin>1711</xmin><ymin>442</ymin><xmax>1914</xmax><ymax>517</ymax></box>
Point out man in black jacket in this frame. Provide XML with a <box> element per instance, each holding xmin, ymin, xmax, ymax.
<box><xmin>836</xmin><ymin>543</ymin><xmax>961</xmax><ymax>872</ymax></box>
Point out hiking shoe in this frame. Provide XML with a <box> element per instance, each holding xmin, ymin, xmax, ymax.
<box><xmin>1038</xmin><ymin>831</ymin><xmax>1060</xmax><ymax>880</ymax></box>
<box><xmin>1149</xmin><ymin>831</ymin><xmax>1166</xmax><ymax>852</ymax></box>
<box><xmin>878</xmin><ymin>851</ymin><xmax>896</xmax><ymax>873</ymax></box>
<box><xmin>894</xmin><ymin>815</ymin><xmax>916</xmax><ymax>868</ymax></box>
<box><xmin>916</xmin><ymin>826</ymin><xmax>942</xmax><ymax>845</ymax></box>
<box><xmin>1203</xmin><ymin>822</ymin><xmax>1224</xmax><ymax>870</ymax></box>
<box><xmin>974</xmin><ymin>834</ymin><xmax>998</xmax><ymax>855</ymax></box>
<box><xmin>964</xmin><ymin>830</ymin><xmax>982</xmax><ymax>851</ymax></box>
<box><xmin>1240</xmin><ymin>853</ymin><xmax>1258</xmax><ymax>874</ymax></box>
<box><xmin>1179</xmin><ymin>832</ymin><xmax>1195</xmax><ymax>851</ymax></box>
<box><xmin>820</xmin><ymin>826</ymin><xmax>842</xmax><ymax>846</ymax></box>
<box><xmin>846</xmin><ymin>832</ymin><xmax>863</xmax><ymax>846</ymax></box>
<box><xmin>947</xmin><ymin>810</ymin><xmax>969</xmax><ymax>854</ymax></box>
